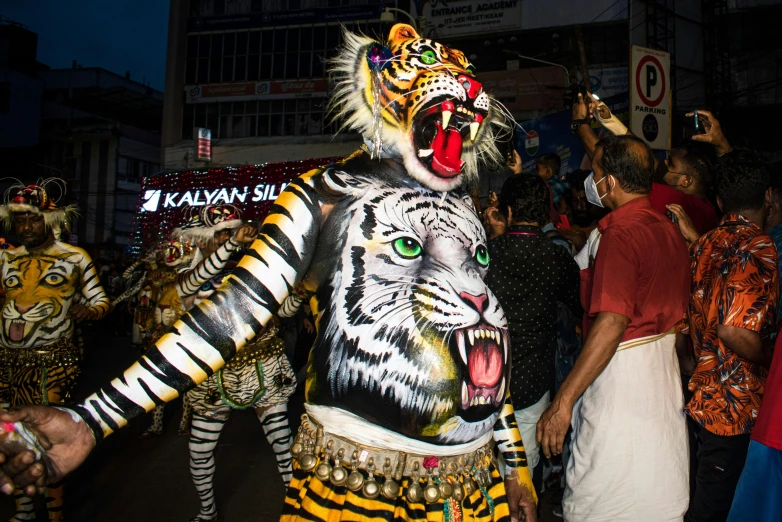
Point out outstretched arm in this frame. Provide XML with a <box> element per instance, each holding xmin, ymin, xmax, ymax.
<box><xmin>77</xmin><ymin>176</ymin><xmax>322</xmax><ymax>442</ymax></box>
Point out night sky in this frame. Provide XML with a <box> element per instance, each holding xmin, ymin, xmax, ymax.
<box><xmin>3</xmin><ymin>0</ymin><xmax>169</xmax><ymax>91</ymax></box>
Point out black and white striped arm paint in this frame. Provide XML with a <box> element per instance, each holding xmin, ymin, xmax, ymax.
<box><xmin>74</xmin><ymin>174</ymin><xmax>323</xmax><ymax>442</ymax></box>
<box><xmin>176</xmin><ymin>237</ymin><xmax>241</xmax><ymax>298</ymax></box>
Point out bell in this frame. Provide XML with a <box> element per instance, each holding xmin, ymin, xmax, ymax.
<box><xmin>346</xmin><ymin>470</ymin><xmax>365</xmax><ymax>492</ymax></box>
<box><xmin>330</xmin><ymin>465</ymin><xmax>348</xmax><ymax>487</ymax></box>
<box><xmin>315</xmin><ymin>460</ymin><xmax>333</xmax><ymax>482</ymax></box>
<box><xmin>363</xmin><ymin>479</ymin><xmax>380</xmax><ymax>499</ymax></box>
<box><xmin>439</xmin><ymin>480</ymin><xmax>453</xmax><ymax>499</ymax></box>
<box><xmin>464</xmin><ymin>477</ymin><xmax>478</xmax><ymax>495</ymax></box>
<box><xmin>291</xmin><ymin>441</ymin><xmax>303</xmax><ymax>457</ymax></box>
<box><xmin>406</xmin><ymin>481</ymin><xmax>424</xmax><ymax>503</ymax></box>
<box><xmin>299</xmin><ymin>453</ymin><xmax>318</xmax><ymax>472</ymax></box>
<box><xmin>452</xmin><ymin>481</ymin><xmax>465</xmax><ymax>502</ymax></box>
<box><xmin>381</xmin><ymin>478</ymin><xmax>400</xmax><ymax>499</ymax></box>
<box><xmin>424</xmin><ymin>482</ymin><xmax>441</xmax><ymax>503</ymax></box>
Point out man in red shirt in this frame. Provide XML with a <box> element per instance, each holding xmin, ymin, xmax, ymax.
<box><xmin>727</xmin><ymin>331</ymin><xmax>782</xmax><ymax>522</ymax></box>
<box><xmin>537</xmin><ymin>134</ymin><xmax>691</xmax><ymax>521</ymax></box>
<box><xmin>572</xmin><ymin>95</ymin><xmax>719</xmax><ymax>236</ymax></box>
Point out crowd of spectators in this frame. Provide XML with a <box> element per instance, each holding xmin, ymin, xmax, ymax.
<box><xmin>476</xmin><ymin>97</ymin><xmax>782</xmax><ymax>522</ymax></box>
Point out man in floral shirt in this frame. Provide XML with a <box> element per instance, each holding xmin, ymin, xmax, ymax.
<box><xmin>677</xmin><ymin>149</ymin><xmax>778</xmax><ymax>522</ymax></box>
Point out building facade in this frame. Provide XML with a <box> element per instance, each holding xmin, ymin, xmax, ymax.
<box><xmin>0</xmin><ymin>19</ymin><xmax>163</xmax><ymax>254</ymax></box>
<box><xmin>161</xmin><ymin>0</ymin><xmax>390</xmax><ymax>170</ymax></box>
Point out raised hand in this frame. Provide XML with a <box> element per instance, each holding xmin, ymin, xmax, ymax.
<box><xmin>686</xmin><ymin>109</ymin><xmax>732</xmax><ymax>156</ymax></box>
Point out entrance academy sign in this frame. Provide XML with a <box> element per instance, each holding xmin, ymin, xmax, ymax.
<box><xmin>629</xmin><ymin>45</ymin><xmax>671</xmax><ymax>150</ymax></box>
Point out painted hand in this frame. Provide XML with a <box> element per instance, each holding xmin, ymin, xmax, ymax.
<box><xmin>68</xmin><ymin>303</ymin><xmax>93</xmax><ymax>322</ymax></box>
<box><xmin>233</xmin><ymin>224</ymin><xmax>259</xmax><ymax>244</ymax></box>
<box><xmin>505</xmin><ymin>468</ymin><xmax>538</xmax><ymax>522</ymax></box>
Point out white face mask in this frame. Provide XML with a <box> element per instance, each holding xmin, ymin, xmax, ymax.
<box><xmin>584</xmin><ymin>172</ymin><xmax>610</xmax><ymax>208</ymax></box>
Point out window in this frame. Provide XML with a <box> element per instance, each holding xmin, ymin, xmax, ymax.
<box><xmin>184</xmin><ymin>22</ymin><xmax>383</xmax><ymax>85</ymax></box>
<box><xmin>181</xmin><ymin>99</ymin><xmax>334</xmax><ymax>139</ymax></box>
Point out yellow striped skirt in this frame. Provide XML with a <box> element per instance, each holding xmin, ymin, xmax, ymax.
<box><xmin>281</xmin><ymin>461</ymin><xmax>511</xmax><ymax>522</ymax></box>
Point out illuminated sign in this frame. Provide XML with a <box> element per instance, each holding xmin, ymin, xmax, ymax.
<box><xmin>140</xmin><ymin>183</ymin><xmax>289</xmax><ymax>213</ymax></box>
<box><xmin>134</xmin><ymin>158</ymin><xmax>341</xmax><ymax>248</ymax></box>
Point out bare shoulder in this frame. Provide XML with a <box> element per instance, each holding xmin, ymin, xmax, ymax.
<box><xmin>53</xmin><ymin>241</ymin><xmax>93</xmax><ymax>263</ymax></box>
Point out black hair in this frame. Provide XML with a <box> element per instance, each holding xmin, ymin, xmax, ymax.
<box><xmin>595</xmin><ymin>134</ymin><xmax>654</xmax><ymax>194</ymax></box>
<box><xmin>499</xmin><ymin>174</ymin><xmax>549</xmax><ymax>225</ymax></box>
<box><xmin>568</xmin><ymin>169</ymin><xmax>591</xmax><ymax>190</ymax></box>
<box><xmin>672</xmin><ymin>140</ymin><xmax>716</xmax><ymax>190</ymax></box>
<box><xmin>535</xmin><ymin>153</ymin><xmax>561</xmax><ymax>175</ymax></box>
<box><xmin>715</xmin><ymin>149</ymin><xmax>770</xmax><ymax>213</ymax></box>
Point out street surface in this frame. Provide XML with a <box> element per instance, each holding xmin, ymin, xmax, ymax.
<box><xmin>1</xmin><ymin>326</ymin><xmax>558</xmax><ymax>521</ymax></box>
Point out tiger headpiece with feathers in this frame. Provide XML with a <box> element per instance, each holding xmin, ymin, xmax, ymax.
<box><xmin>329</xmin><ymin>24</ymin><xmax>507</xmax><ymax>192</ymax></box>
<box><xmin>0</xmin><ymin>178</ymin><xmax>79</xmax><ymax>239</ymax></box>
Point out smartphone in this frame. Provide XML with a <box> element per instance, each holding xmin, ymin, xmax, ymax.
<box><xmin>693</xmin><ymin>109</ymin><xmax>700</xmax><ymax>131</ymax></box>
<box><xmin>666</xmin><ymin>210</ymin><xmax>678</xmax><ymax>224</ymax></box>
<box><xmin>558</xmin><ymin>215</ymin><xmax>571</xmax><ymax>230</ymax></box>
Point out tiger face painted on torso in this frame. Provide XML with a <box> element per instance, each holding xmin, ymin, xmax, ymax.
<box><xmin>304</xmin><ymin>156</ymin><xmax>509</xmax><ymax>445</ymax></box>
<box><xmin>0</xmin><ymin>244</ymin><xmax>87</xmax><ymax>349</ymax></box>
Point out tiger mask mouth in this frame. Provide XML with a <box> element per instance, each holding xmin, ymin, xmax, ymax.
<box><xmin>452</xmin><ymin>323</ymin><xmax>508</xmax><ymax>414</ymax></box>
<box><xmin>329</xmin><ymin>24</ymin><xmax>504</xmax><ymax>192</ymax></box>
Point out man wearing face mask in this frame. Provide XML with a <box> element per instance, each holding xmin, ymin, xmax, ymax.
<box><xmin>572</xmin><ymin>94</ymin><xmax>720</xmax><ymax>239</ymax></box>
<box><xmin>536</xmin><ymin>134</ymin><xmax>691</xmax><ymax>522</ymax></box>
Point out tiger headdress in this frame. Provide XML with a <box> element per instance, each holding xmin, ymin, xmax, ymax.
<box><xmin>329</xmin><ymin>23</ymin><xmax>507</xmax><ymax>192</ymax></box>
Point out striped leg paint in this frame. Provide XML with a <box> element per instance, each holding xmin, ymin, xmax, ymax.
<box><xmin>257</xmin><ymin>403</ymin><xmax>293</xmax><ymax>486</ymax></box>
<box><xmin>10</xmin><ymin>489</ymin><xmax>35</xmax><ymax>521</ymax></box>
<box><xmin>141</xmin><ymin>404</ymin><xmax>165</xmax><ymax>436</ymax></box>
<box><xmin>179</xmin><ymin>393</ymin><xmax>193</xmax><ymax>435</ymax></box>
<box><xmin>45</xmin><ymin>480</ymin><xmax>65</xmax><ymax>522</ymax></box>
<box><xmin>188</xmin><ymin>413</ymin><xmax>229</xmax><ymax>521</ymax></box>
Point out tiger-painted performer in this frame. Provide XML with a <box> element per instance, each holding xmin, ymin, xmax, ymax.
<box><xmin>0</xmin><ymin>24</ymin><xmax>538</xmax><ymax>522</ymax></box>
<box><xmin>176</xmin><ymin>204</ymin><xmax>296</xmax><ymax>522</ymax></box>
<box><xmin>0</xmin><ymin>179</ymin><xmax>109</xmax><ymax>522</ymax></box>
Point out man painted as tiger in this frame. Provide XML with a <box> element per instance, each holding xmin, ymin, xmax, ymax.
<box><xmin>0</xmin><ymin>25</ymin><xmax>537</xmax><ymax>522</ymax></box>
<box><xmin>0</xmin><ymin>179</ymin><xmax>109</xmax><ymax>522</ymax></box>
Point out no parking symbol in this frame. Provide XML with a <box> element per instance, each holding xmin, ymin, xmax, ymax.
<box><xmin>630</xmin><ymin>45</ymin><xmax>671</xmax><ymax>150</ymax></box>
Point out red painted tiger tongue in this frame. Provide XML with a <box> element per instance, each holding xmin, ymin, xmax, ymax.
<box><xmin>430</xmin><ymin>121</ymin><xmax>464</xmax><ymax>178</ymax></box>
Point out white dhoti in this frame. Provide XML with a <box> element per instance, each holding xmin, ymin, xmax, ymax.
<box><xmin>563</xmin><ymin>331</ymin><xmax>689</xmax><ymax>522</ymax></box>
